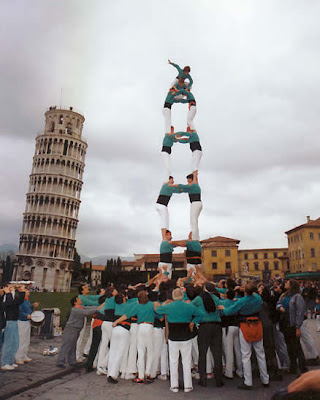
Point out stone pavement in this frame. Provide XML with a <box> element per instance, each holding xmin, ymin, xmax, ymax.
<box><xmin>1</xmin><ymin>320</ymin><xmax>320</xmax><ymax>400</ymax></box>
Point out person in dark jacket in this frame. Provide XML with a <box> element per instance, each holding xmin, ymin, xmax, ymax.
<box><xmin>1</xmin><ymin>284</ymin><xmax>26</xmax><ymax>370</ymax></box>
<box><xmin>0</xmin><ymin>285</ymin><xmax>12</xmax><ymax>349</ymax></box>
<box><xmin>276</xmin><ymin>279</ymin><xmax>307</xmax><ymax>374</ymax></box>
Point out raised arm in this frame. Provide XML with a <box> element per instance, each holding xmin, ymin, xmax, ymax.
<box><xmin>193</xmin><ymin>170</ymin><xmax>199</xmax><ymax>184</ymax></box>
<box><xmin>168</xmin><ymin>60</ymin><xmax>181</xmax><ymax>73</ymax></box>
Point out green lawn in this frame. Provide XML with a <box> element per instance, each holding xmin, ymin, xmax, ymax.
<box><xmin>29</xmin><ymin>290</ymin><xmax>78</xmax><ymax>327</ymax></box>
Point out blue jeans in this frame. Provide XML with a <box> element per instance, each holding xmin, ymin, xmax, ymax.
<box><xmin>1</xmin><ymin>321</ymin><xmax>19</xmax><ymax>366</ymax></box>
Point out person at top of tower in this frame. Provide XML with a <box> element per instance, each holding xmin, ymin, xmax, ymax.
<box><xmin>172</xmin><ymin>77</ymin><xmax>190</xmax><ymax>101</ymax></box>
<box><xmin>155</xmin><ymin>176</ymin><xmax>184</xmax><ymax>239</ymax></box>
<box><xmin>170</xmin><ymin>171</ymin><xmax>202</xmax><ymax>241</ymax></box>
<box><xmin>175</xmin><ymin>129</ymin><xmax>202</xmax><ymax>173</ymax></box>
<box><xmin>158</xmin><ymin>230</ymin><xmax>186</xmax><ymax>279</ymax></box>
<box><xmin>168</xmin><ymin>59</ymin><xmax>193</xmax><ymax>89</ymax></box>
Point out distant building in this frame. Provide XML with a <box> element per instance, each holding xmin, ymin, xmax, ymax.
<box><xmin>15</xmin><ymin>107</ymin><xmax>88</xmax><ymax>292</ymax></box>
<box><xmin>83</xmin><ymin>262</ymin><xmax>105</xmax><ymax>287</ymax></box>
<box><xmin>286</xmin><ymin>216</ymin><xmax>320</xmax><ymax>274</ymax></box>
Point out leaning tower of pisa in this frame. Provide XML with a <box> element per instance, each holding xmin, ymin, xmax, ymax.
<box><xmin>16</xmin><ymin>106</ymin><xmax>88</xmax><ymax>292</ymax></box>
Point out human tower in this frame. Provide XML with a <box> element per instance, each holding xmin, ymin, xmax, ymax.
<box><xmin>155</xmin><ymin>60</ymin><xmax>203</xmax><ymax>281</ymax></box>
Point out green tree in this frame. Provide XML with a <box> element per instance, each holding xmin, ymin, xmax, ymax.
<box><xmin>2</xmin><ymin>256</ymin><xmax>13</xmax><ymax>284</ymax></box>
<box><xmin>116</xmin><ymin>257</ymin><xmax>122</xmax><ymax>270</ymax></box>
<box><xmin>71</xmin><ymin>248</ymin><xmax>82</xmax><ymax>283</ymax></box>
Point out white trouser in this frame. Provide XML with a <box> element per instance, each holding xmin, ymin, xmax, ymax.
<box><xmin>155</xmin><ymin>203</ymin><xmax>169</xmax><ymax>230</ymax></box>
<box><xmin>158</xmin><ymin>262</ymin><xmax>172</xmax><ymax>279</ymax></box>
<box><xmin>192</xmin><ymin>150</ymin><xmax>202</xmax><ymax>172</ymax></box>
<box><xmin>162</xmin><ymin>107</ymin><xmax>171</xmax><ymax>134</ymax></box>
<box><xmin>161</xmin><ymin>340</ymin><xmax>169</xmax><ymax>375</ymax></box>
<box><xmin>206</xmin><ymin>348</ymin><xmax>214</xmax><ymax>373</ymax></box>
<box><xmin>126</xmin><ymin>323</ymin><xmax>138</xmax><ymax>375</ymax></box>
<box><xmin>191</xmin><ymin>336</ymin><xmax>199</xmax><ymax>368</ymax></box>
<box><xmin>15</xmin><ymin>320</ymin><xmax>31</xmax><ymax>362</ymax></box>
<box><xmin>137</xmin><ymin>324</ymin><xmax>154</xmax><ymax>379</ymax></box>
<box><xmin>83</xmin><ymin>319</ymin><xmax>94</xmax><ymax>355</ymax></box>
<box><xmin>76</xmin><ymin>317</ymin><xmax>87</xmax><ymax>360</ymax></box>
<box><xmin>151</xmin><ymin>327</ymin><xmax>165</xmax><ymax>378</ymax></box>
<box><xmin>300</xmin><ymin>320</ymin><xmax>319</xmax><ymax>359</ymax></box>
<box><xmin>187</xmin><ymin>105</ymin><xmax>197</xmax><ymax>130</ymax></box>
<box><xmin>108</xmin><ymin>326</ymin><xmax>130</xmax><ymax>379</ymax></box>
<box><xmin>97</xmin><ymin>321</ymin><xmax>113</xmax><ymax>369</ymax></box>
<box><xmin>190</xmin><ymin>201</ymin><xmax>202</xmax><ymax>241</ymax></box>
<box><xmin>168</xmin><ymin>339</ymin><xmax>193</xmax><ymax>390</ymax></box>
<box><xmin>161</xmin><ymin>151</ymin><xmax>171</xmax><ymax>180</ymax></box>
<box><xmin>222</xmin><ymin>326</ymin><xmax>243</xmax><ymax>378</ymax></box>
<box><xmin>239</xmin><ymin>330</ymin><xmax>269</xmax><ymax>386</ymax></box>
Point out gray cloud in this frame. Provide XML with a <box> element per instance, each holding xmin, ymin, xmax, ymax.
<box><xmin>1</xmin><ymin>0</ymin><xmax>320</xmax><ymax>259</ymax></box>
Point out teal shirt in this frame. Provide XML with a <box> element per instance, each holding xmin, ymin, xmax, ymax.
<box><xmin>179</xmin><ymin>89</ymin><xmax>195</xmax><ymax>102</ymax></box>
<box><xmin>79</xmin><ymin>294</ymin><xmax>101</xmax><ymax>306</ymax></box>
<box><xmin>191</xmin><ymin>295</ymin><xmax>223</xmax><ymax>323</ymax></box>
<box><xmin>160</xmin><ymin>240</ymin><xmax>174</xmax><ymax>254</ymax></box>
<box><xmin>103</xmin><ymin>296</ymin><xmax>116</xmax><ymax>311</ymax></box>
<box><xmin>162</xmin><ymin>134</ymin><xmax>177</xmax><ymax>148</ymax></box>
<box><xmin>223</xmin><ymin>294</ymin><xmax>262</xmax><ymax>317</ymax></box>
<box><xmin>217</xmin><ymin>288</ymin><xmax>227</xmax><ymax>294</ymax></box>
<box><xmin>126</xmin><ymin>301</ymin><xmax>155</xmax><ymax>324</ymax></box>
<box><xmin>156</xmin><ymin>300</ymin><xmax>204</xmax><ymax>323</ymax></box>
<box><xmin>187</xmin><ymin>240</ymin><xmax>202</xmax><ymax>253</ymax></box>
<box><xmin>170</xmin><ymin>62</ymin><xmax>193</xmax><ymax>87</ymax></box>
<box><xmin>114</xmin><ymin>302</ymin><xmax>135</xmax><ymax>317</ymax></box>
<box><xmin>165</xmin><ymin>89</ymin><xmax>187</xmax><ymax>105</ymax></box>
<box><xmin>176</xmin><ymin>131</ymin><xmax>200</xmax><ymax>143</ymax></box>
<box><xmin>159</xmin><ymin>183</ymin><xmax>182</xmax><ymax>197</ymax></box>
<box><xmin>180</xmin><ymin>183</ymin><xmax>201</xmax><ymax>195</ymax></box>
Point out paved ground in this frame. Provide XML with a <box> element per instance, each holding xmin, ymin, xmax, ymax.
<box><xmin>1</xmin><ymin>319</ymin><xmax>320</xmax><ymax>400</ymax></box>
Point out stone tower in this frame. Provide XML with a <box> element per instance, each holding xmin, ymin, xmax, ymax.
<box><xmin>15</xmin><ymin>107</ymin><xmax>87</xmax><ymax>292</ymax></box>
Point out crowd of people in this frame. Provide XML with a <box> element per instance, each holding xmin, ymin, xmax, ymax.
<box><xmin>49</xmin><ymin>275</ymin><xmax>320</xmax><ymax>395</ymax></box>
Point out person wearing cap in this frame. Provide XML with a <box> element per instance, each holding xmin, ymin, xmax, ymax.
<box><xmin>191</xmin><ymin>282</ymin><xmax>225</xmax><ymax>388</ymax></box>
<box><xmin>175</xmin><ymin>130</ymin><xmax>202</xmax><ymax>173</ymax></box>
<box><xmin>154</xmin><ymin>288</ymin><xmax>205</xmax><ymax>393</ymax></box>
<box><xmin>218</xmin><ymin>282</ymin><xmax>269</xmax><ymax>390</ymax></box>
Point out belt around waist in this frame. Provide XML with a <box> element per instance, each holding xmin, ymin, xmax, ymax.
<box><xmin>156</xmin><ymin>195</ymin><xmax>170</xmax><ymax>206</ymax></box>
<box><xmin>160</xmin><ymin>252</ymin><xmax>173</xmax><ymax>263</ymax></box>
<box><xmin>140</xmin><ymin>322</ymin><xmax>153</xmax><ymax>325</ymax></box>
<box><xmin>161</xmin><ymin>146</ymin><xmax>172</xmax><ymax>154</ymax></box>
<box><xmin>189</xmin><ymin>193</ymin><xmax>201</xmax><ymax>202</ymax></box>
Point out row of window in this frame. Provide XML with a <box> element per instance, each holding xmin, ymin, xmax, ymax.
<box><xmin>211</xmin><ymin>250</ymin><xmax>284</xmax><ymax>259</ymax></box>
<box><xmin>288</xmin><ymin>232</ymin><xmax>320</xmax><ymax>244</ymax></box>
<box><xmin>289</xmin><ymin>248</ymin><xmax>318</xmax><ymax>259</ymax></box>
<box><xmin>211</xmin><ymin>261</ymin><xmax>280</xmax><ymax>271</ymax></box>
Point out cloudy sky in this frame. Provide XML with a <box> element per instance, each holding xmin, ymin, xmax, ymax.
<box><xmin>1</xmin><ymin>0</ymin><xmax>320</xmax><ymax>259</ymax></box>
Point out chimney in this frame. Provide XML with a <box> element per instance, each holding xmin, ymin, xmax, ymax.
<box><xmin>307</xmin><ymin>216</ymin><xmax>311</xmax><ymax>223</ymax></box>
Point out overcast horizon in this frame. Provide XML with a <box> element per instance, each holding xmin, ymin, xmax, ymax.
<box><xmin>1</xmin><ymin>0</ymin><xmax>320</xmax><ymax>258</ymax></box>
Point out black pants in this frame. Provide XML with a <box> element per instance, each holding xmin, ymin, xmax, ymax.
<box><xmin>86</xmin><ymin>326</ymin><xmax>102</xmax><ymax>369</ymax></box>
<box><xmin>281</xmin><ymin>326</ymin><xmax>306</xmax><ymax>372</ymax></box>
<box><xmin>198</xmin><ymin>323</ymin><xmax>223</xmax><ymax>383</ymax></box>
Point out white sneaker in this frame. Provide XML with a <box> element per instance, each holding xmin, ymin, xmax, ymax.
<box><xmin>184</xmin><ymin>387</ymin><xmax>193</xmax><ymax>393</ymax></box>
<box><xmin>15</xmin><ymin>361</ymin><xmax>24</xmax><ymax>365</ymax></box>
<box><xmin>76</xmin><ymin>357</ymin><xmax>84</xmax><ymax>363</ymax></box>
<box><xmin>1</xmin><ymin>364</ymin><xmax>15</xmax><ymax>371</ymax></box>
<box><xmin>96</xmin><ymin>366</ymin><xmax>108</xmax><ymax>376</ymax></box>
<box><xmin>191</xmin><ymin>372</ymin><xmax>200</xmax><ymax>379</ymax></box>
<box><xmin>12</xmin><ymin>364</ymin><xmax>18</xmax><ymax>368</ymax></box>
<box><xmin>158</xmin><ymin>374</ymin><xmax>168</xmax><ymax>381</ymax></box>
<box><xmin>24</xmin><ymin>357</ymin><xmax>32</xmax><ymax>362</ymax></box>
<box><xmin>125</xmin><ymin>373</ymin><xmax>136</xmax><ymax>380</ymax></box>
<box><xmin>170</xmin><ymin>387</ymin><xmax>179</xmax><ymax>393</ymax></box>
